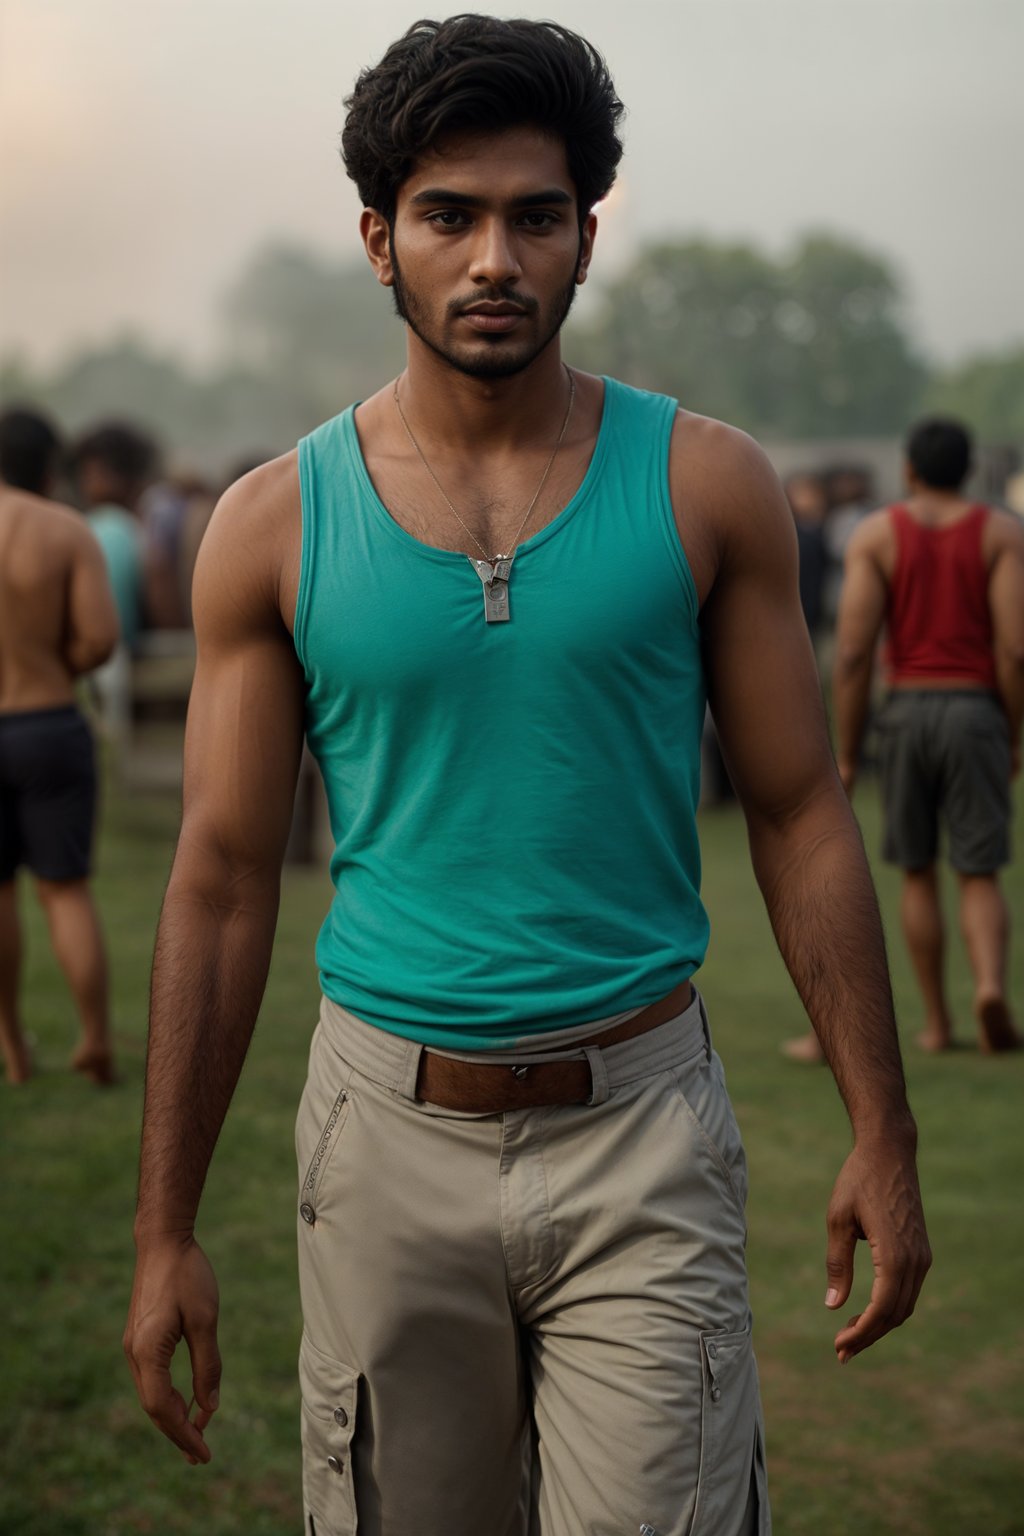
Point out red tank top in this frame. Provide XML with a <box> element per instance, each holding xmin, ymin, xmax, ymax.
<box><xmin>885</xmin><ymin>503</ymin><xmax>995</xmax><ymax>686</ymax></box>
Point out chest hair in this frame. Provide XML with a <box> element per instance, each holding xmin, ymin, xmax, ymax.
<box><xmin>376</xmin><ymin>448</ymin><xmax>591</xmax><ymax>557</ymax></box>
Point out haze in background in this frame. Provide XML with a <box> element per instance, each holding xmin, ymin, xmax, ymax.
<box><xmin>1</xmin><ymin>0</ymin><xmax>1021</xmax><ymax>370</ymax></box>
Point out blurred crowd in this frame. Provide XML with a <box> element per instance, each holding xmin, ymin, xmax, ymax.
<box><xmin>785</xmin><ymin>466</ymin><xmax>875</xmax><ymax>646</ymax></box>
<box><xmin>0</xmin><ymin>404</ymin><xmax>268</xmax><ymax>652</ymax></box>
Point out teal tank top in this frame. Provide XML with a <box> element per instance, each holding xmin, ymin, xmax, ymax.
<box><xmin>295</xmin><ymin>376</ymin><xmax>709</xmax><ymax>1048</ymax></box>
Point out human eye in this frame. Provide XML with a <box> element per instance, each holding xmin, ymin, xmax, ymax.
<box><xmin>518</xmin><ymin>211</ymin><xmax>559</xmax><ymax>230</ymax></box>
<box><xmin>427</xmin><ymin>209</ymin><xmax>470</xmax><ymax>230</ymax></box>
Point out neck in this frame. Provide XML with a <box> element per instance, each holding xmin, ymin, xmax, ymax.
<box><xmin>399</xmin><ymin>335</ymin><xmax>570</xmax><ymax>450</ymax></box>
<box><xmin>907</xmin><ymin>486</ymin><xmax>968</xmax><ymax>510</ymax></box>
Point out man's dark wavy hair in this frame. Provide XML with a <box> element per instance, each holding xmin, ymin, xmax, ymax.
<box><xmin>341</xmin><ymin>15</ymin><xmax>625</xmax><ymax>226</ymax></box>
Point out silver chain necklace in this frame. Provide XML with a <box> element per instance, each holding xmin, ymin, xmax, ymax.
<box><xmin>393</xmin><ymin>364</ymin><xmax>576</xmax><ymax>624</ymax></box>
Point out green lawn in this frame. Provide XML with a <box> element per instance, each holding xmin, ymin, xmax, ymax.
<box><xmin>1</xmin><ymin>777</ymin><xmax>1022</xmax><ymax>1535</ymax></box>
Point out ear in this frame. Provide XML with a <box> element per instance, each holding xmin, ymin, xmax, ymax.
<box><xmin>361</xmin><ymin>208</ymin><xmax>395</xmax><ymax>288</ymax></box>
<box><xmin>576</xmin><ymin>209</ymin><xmax>598</xmax><ymax>285</ymax></box>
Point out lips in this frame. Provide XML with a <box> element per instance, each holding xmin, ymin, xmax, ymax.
<box><xmin>460</xmin><ymin>305</ymin><xmax>526</xmax><ymax>332</ymax></box>
<box><xmin>462</xmin><ymin>303</ymin><xmax>525</xmax><ymax>315</ymax></box>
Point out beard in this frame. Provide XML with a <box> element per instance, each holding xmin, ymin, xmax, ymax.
<box><xmin>389</xmin><ymin>241</ymin><xmax>579</xmax><ymax>380</ymax></box>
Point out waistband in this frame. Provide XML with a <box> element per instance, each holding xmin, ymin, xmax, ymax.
<box><xmin>318</xmin><ymin>988</ymin><xmax>711</xmax><ymax>1108</ymax></box>
<box><xmin>885</xmin><ymin>685</ymin><xmax>998</xmax><ymax>700</ymax></box>
<box><xmin>0</xmin><ymin>704</ymin><xmax>81</xmax><ymax>728</ymax></box>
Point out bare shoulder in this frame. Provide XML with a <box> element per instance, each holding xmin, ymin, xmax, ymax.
<box><xmin>0</xmin><ymin>487</ymin><xmax>98</xmax><ymax>552</ymax></box>
<box><xmin>986</xmin><ymin>506</ymin><xmax>1024</xmax><ymax>555</ymax></box>
<box><xmin>668</xmin><ymin>410</ymin><xmax>792</xmax><ymax>603</ymax></box>
<box><xmin>669</xmin><ymin>409</ymin><xmax>783</xmax><ymax>526</ymax></box>
<box><xmin>193</xmin><ymin>450</ymin><xmax>301</xmax><ymax>632</ymax></box>
<box><xmin>847</xmin><ymin>507</ymin><xmax>895</xmax><ymax>558</ymax></box>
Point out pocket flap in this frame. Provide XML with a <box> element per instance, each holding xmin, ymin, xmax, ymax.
<box><xmin>691</xmin><ymin>1325</ymin><xmax>768</xmax><ymax>1533</ymax></box>
<box><xmin>299</xmin><ymin>1333</ymin><xmax>361</xmax><ymax>1532</ymax></box>
<box><xmin>299</xmin><ymin>1331</ymin><xmax>360</xmax><ymax>1432</ymax></box>
<box><xmin>700</xmin><ymin>1327</ymin><xmax>752</xmax><ymax>1392</ymax></box>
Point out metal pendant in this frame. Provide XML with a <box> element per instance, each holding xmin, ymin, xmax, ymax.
<box><xmin>469</xmin><ymin>557</ymin><xmax>513</xmax><ymax>623</ymax></box>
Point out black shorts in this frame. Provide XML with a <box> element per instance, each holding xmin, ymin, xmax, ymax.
<box><xmin>878</xmin><ymin>690</ymin><xmax>1012</xmax><ymax>874</ymax></box>
<box><xmin>0</xmin><ymin>706</ymin><xmax>97</xmax><ymax>882</ymax></box>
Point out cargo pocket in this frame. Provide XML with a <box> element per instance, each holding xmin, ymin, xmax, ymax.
<box><xmin>689</xmin><ymin>1327</ymin><xmax>770</xmax><ymax>1535</ymax></box>
<box><xmin>299</xmin><ymin>1331</ymin><xmax>360</xmax><ymax>1535</ymax></box>
<box><xmin>298</xmin><ymin>1084</ymin><xmax>352</xmax><ymax>1228</ymax></box>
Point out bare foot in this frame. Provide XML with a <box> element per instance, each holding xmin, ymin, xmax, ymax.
<box><xmin>71</xmin><ymin>1043</ymin><xmax>118</xmax><ymax>1086</ymax></box>
<box><xmin>975</xmin><ymin>995</ymin><xmax>1020</xmax><ymax>1054</ymax></box>
<box><xmin>3</xmin><ymin>1039</ymin><xmax>34</xmax><ymax>1085</ymax></box>
<box><xmin>781</xmin><ymin>1032</ymin><xmax>825</xmax><ymax>1063</ymax></box>
<box><xmin>917</xmin><ymin>1028</ymin><xmax>955</xmax><ymax>1053</ymax></box>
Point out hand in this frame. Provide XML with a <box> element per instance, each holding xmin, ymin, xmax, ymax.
<box><xmin>823</xmin><ymin>1135</ymin><xmax>931</xmax><ymax>1364</ymax></box>
<box><xmin>124</xmin><ymin>1235</ymin><xmax>222</xmax><ymax>1464</ymax></box>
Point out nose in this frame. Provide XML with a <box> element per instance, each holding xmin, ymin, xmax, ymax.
<box><xmin>468</xmin><ymin>218</ymin><xmax>522</xmax><ymax>287</ymax></box>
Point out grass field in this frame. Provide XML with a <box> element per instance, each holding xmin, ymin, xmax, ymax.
<box><xmin>1</xmin><ymin>776</ymin><xmax>1022</xmax><ymax>1535</ymax></box>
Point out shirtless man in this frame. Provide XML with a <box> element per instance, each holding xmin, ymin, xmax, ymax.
<box><xmin>124</xmin><ymin>19</ymin><xmax>930</xmax><ymax>1533</ymax></box>
<box><xmin>0</xmin><ymin>408</ymin><xmax>120</xmax><ymax>1084</ymax></box>
<box><xmin>786</xmin><ymin>416</ymin><xmax>1024</xmax><ymax>1061</ymax></box>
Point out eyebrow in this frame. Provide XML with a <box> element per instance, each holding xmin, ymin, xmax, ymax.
<box><xmin>408</xmin><ymin>188</ymin><xmax>574</xmax><ymax>209</ymax></box>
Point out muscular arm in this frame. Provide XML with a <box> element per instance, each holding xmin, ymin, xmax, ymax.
<box><xmin>832</xmin><ymin>516</ymin><xmax>890</xmax><ymax>794</ymax></box>
<box><xmin>989</xmin><ymin>514</ymin><xmax>1024</xmax><ymax>764</ymax></box>
<box><xmin>682</xmin><ymin>424</ymin><xmax>930</xmax><ymax>1361</ymax></box>
<box><xmin>125</xmin><ymin>466</ymin><xmax>305</xmax><ymax>1462</ymax></box>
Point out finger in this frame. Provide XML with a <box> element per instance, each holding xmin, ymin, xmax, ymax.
<box><xmin>901</xmin><ymin>1250</ymin><xmax>930</xmax><ymax>1322</ymax></box>
<box><xmin>138</xmin><ymin>1370</ymin><xmax>213</xmax><ymax>1462</ymax></box>
<box><xmin>134</xmin><ymin>1360</ymin><xmax>212</xmax><ymax>1463</ymax></box>
<box><xmin>835</xmin><ymin>1231</ymin><xmax>932</xmax><ymax>1361</ymax></box>
<box><xmin>189</xmin><ymin>1326</ymin><xmax>223</xmax><ymax>1427</ymax></box>
<box><xmin>873</xmin><ymin>1252</ymin><xmax>929</xmax><ymax>1349</ymax></box>
<box><xmin>834</xmin><ymin>1268</ymin><xmax>902</xmax><ymax>1361</ymax></box>
<box><xmin>824</xmin><ymin>1215</ymin><xmax>857</xmax><ymax>1311</ymax></box>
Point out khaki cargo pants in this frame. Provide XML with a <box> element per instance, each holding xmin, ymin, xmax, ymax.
<box><xmin>295</xmin><ymin>989</ymin><xmax>770</xmax><ymax>1535</ymax></box>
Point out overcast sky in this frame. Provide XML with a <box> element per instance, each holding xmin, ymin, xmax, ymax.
<box><xmin>1</xmin><ymin>0</ymin><xmax>1021</xmax><ymax>370</ymax></box>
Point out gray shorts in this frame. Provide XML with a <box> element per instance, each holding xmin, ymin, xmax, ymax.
<box><xmin>878</xmin><ymin>690</ymin><xmax>1012</xmax><ymax>874</ymax></box>
<box><xmin>295</xmin><ymin>990</ymin><xmax>769</xmax><ymax>1535</ymax></box>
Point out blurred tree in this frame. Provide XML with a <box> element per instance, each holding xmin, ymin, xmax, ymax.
<box><xmin>44</xmin><ymin>334</ymin><xmax>206</xmax><ymax>441</ymax></box>
<box><xmin>0</xmin><ymin>352</ymin><xmax>38</xmax><ymax>407</ymax></box>
<box><xmin>924</xmin><ymin>346</ymin><xmax>1024</xmax><ymax>442</ymax></box>
<box><xmin>220</xmin><ymin>244</ymin><xmax>403</xmax><ymax>416</ymax></box>
<box><xmin>568</xmin><ymin>232</ymin><xmax>928</xmax><ymax>437</ymax></box>
<box><xmin>776</xmin><ymin>234</ymin><xmax>928</xmax><ymax>436</ymax></box>
<box><xmin>568</xmin><ymin>239</ymin><xmax>784</xmax><ymax>426</ymax></box>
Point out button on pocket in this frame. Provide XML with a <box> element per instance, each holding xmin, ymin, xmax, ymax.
<box><xmin>689</xmin><ymin>1326</ymin><xmax>770</xmax><ymax>1534</ymax></box>
<box><xmin>299</xmin><ymin>1087</ymin><xmax>352</xmax><ymax>1225</ymax></box>
<box><xmin>299</xmin><ymin>1331</ymin><xmax>361</xmax><ymax>1534</ymax></box>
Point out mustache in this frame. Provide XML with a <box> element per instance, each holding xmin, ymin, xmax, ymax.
<box><xmin>448</xmin><ymin>289</ymin><xmax>539</xmax><ymax>317</ymax></box>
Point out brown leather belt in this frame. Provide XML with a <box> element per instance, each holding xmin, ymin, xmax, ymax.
<box><xmin>415</xmin><ymin>980</ymin><xmax>694</xmax><ymax>1113</ymax></box>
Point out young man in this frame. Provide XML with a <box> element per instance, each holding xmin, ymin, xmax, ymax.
<box><xmin>834</xmin><ymin>419</ymin><xmax>1023</xmax><ymax>1052</ymax></box>
<box><xmin>124</xmin><ymin>18</ymin><xmax>931</xmax><ymax>1534</ymax></box>
<box><xmin>0</xmin><ymin>408</ymin><xmax>120</xmax><ymax>1085</ymax></box>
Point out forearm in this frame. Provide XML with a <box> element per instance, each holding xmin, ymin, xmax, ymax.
<box><xmin>134</xmin><ymin>861</ymin><xmax>281</xmax><ymax>1245</ymax></box>
<box><xmin>832</xmin><ymin>652</ymin><xmax>874</xmax><ymax>773</ymax></box>
<box><xmin>749</xmin><ymin>785</ymin><xmax>915</xmax><ymax>1143</ymax></box>
<box><xmin>65</xmin><ymin>635</ymin><xmax>117</xmax><ymax>675</ymax></box>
